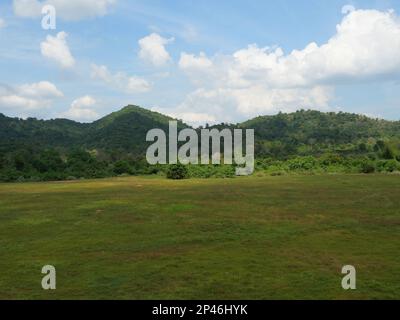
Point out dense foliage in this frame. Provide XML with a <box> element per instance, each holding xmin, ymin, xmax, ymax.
<box><xmin>1</xmin><ymin>107</ymin><xmax>400</xmax><ymax>182</ymax></box>
<box><xmin>166</xmin><ymin>164</ymin><xmax>189</xmax><ymax>180</ymax></box>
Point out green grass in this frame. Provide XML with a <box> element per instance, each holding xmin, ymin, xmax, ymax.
<box><xmin>0</xmin><ymin>174</ymin><xmax>399</xmax><ymax>300</ymax></box>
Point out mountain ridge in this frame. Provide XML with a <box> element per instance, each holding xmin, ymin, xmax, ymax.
<box><xmin>1</xmin><ymin>105</ymin><xmax>400</xmax><ymax>157</ymax></box>
<box><xmin>2</xmin><ymin>105</ymin><xmax>399</xmax><ymax>126</ymax></box>
<box><xmin>1</xmin><ymin>105</ymin><xmax>400</xmax><ymax>182</ymax></box>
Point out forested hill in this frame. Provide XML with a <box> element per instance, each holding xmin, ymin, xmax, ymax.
<box><xmin>1</xmin><ymin>106</ymin><xmax>400</xmax><ymax>181</ymax></box>
<box><xmin>85</xmin><ymin>105</ymin><xmax>187</xmax><ymax>154</ymax></box>
<box><xmin>1</xmin><ymin>107</ymin><xmax>399</xmax><ymax>153</ymax></box>
<box><xmin>0</xmin><ymin>113</ymin><xmax>88</xmax><ymax>151</ymax></box>
<box><xmin>0</xmin><ymin>105</ymin><xmax>186</xmax><ymax>154</ymax></box>
<box><xmin>240</xmin><ymin>110</ymin><xmax>400</xmax><ymax>143</ymax></box>
<box><xmin>238</xmin><ymin>110</ymin><xmax>400</xmax><ymax>158</ymax></box>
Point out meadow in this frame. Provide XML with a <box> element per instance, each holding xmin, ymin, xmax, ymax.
<box><xmin>0</xmin><ymin>174</ymin><xmax>399</xmax><ymax>300</ymax></box>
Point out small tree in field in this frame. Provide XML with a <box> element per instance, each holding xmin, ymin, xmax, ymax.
<box><xmin>166</xmin><ymin>163</ymin><xmax>188</xmax><ymax>180</ymax></box>
<box><xmin>360</xmin><ymin>161</ymin><xmax>375</xmax><ymax>174</ymax></box>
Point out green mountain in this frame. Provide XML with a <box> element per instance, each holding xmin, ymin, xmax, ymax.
<box><xmin>1</xmin><ymin>106</ymin><xmax>400</xmax><ymax>156</ymax></box>
<box><xmin>85</xmin><ymin>105</ymin><xmax>187</xmax><ymax>155</ymax></box>
<box><xmin>0</xmin><ymin>114</ymin><xmax>87</xmax><ymax>151</ymax></box>
<box><xmin>241</xmin><ymin>110</ymin><xmax>400</xmax><ymax>143</ymax></box>
<box><xmin>1</xmin><ymin>105</ymin><xmax>400</xmax><ymax>182</ymax></box>
<box><xmin>0</xmin><ymin>105</ymin><xmax>187</xmax><ymax>154</ymax></box>
<box><xmin>238</xmin><ymin>110</ymin><xmax>400</xmax><ymax>158</ymax></box>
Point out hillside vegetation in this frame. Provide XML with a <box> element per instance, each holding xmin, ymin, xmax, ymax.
<box><xmin>1</xmin><ymin>106</ymin><xmax>400</xmax><ymax>182</ymax></box>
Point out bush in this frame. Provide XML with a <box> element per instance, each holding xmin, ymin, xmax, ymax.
<box><xmin>113</xmin><ymin>160</ymin><xmax>132</xmax><ymax>175</ymax></box>
<box><xmin>214</xmin><ymin>165</ymin><xmax>236</xmax><ymax>178</ymax></box>
<box><xmin>377</xmin><ymin>159</ymin><xmax>399</xmax><ymax>172</ymax></box>
<box><xmin>320</xmin><ymin>153</ymin><xmax>343</xmax><ymax>166</ymax></box>
<box><xmin>385</xmin><ymin>160</ymin><xmax>399</xmax><ymax>172</ymax></box>
<box><xmin>166</xmin><ymin>164</ymin><xmax>188</xmax><ymax>180</ymax></box>
<box><xmin>381</xmin><ymin>146</ymin><xmax>395</xmax><ymax>160</ymax></box>
<box><xmin>287</xmin><ymin>156</ymin><xmax>316</xmax><ymax>171</ymax></box>
<box><xmin>360</xmin><ymin>161</ymin><xmax>375</xmax><ymax>174</ymax></box>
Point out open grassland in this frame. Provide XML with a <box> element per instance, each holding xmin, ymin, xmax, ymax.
<box><xmin>0</xmin><ymin>174</ymin><xmax>399</xmax><ymax>300</ymax></box>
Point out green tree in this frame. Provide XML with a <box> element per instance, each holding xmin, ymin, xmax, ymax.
<box><xmin>360</xmin><ymin>161</ymin><xmax>375</xmax><ymax>174</ymax></box>
<box><xmin>113</xmin><ymin>160</ymin><xmax>132</xmax><ymax>175</ymax></box>
<box><xmin>381</xmin><ymin>146</ymin><xmax>395</xmax><ymax>159</ymax></box>
<box><xmin>166</xmin><ymin>163</ymin><xmax>188</xmax><ymax>180</ymax></box>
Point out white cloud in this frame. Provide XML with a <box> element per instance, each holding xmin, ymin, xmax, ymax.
<box><xmin>167</xmin><ymin>86</ymin><xmax>333</xmax><ymax>126</ymax></box>
<box><xmin>18</xmin><ymin>81</ymin><xmax>63</xmax><ymax>98</ymax></box>
<box><xmin>0</xmin><ymin>81</ymin><xmax>63</xmax><ymax>112</ymax></box>
<box><xmin>179</xmin><ymin>52</ymin><xmax>213</xmax><ymax>70</ymax></box>
<box><xmin>0</xmin><ymin>95</ymin><xmax>43</xmax><ymax>110</ymax></box>
<box><xmin>91</xmin><ymin>64</ymin><xmax>151</xmax><ymax>93</ymax></box>
<box><xmin>228</xmin><ymin>9</ymin><xmax>400</xmax><ymax>87</ymax></box>
<box><xmin>158</xmin><ymin>108</ymin><xmax>217</xmax><ymax>127</ymax></box>
<box><xmin>0</xmin><ymin>18</ymin><xmax>6</xmax><ymax>28</ymax></box>
<box><xmin>138</xmin><ymin>33</ymin><xmax>174</xmax><ymax>67</ymax></box>
<box><xmin>178</xmin><ymin>52</ymin><xmax>218</xmax><ymax>87</ymax></box>
<box><xmin>175</xmin><ymin>8</ymin><xmax>400</xmax><ymax>123</ymax></box>
<box><xmin>13</xmin><ymin>0</ymin><xmax>116</xmax><ymax>21</ymax></box>
<box><xmin>60</xmin><ymin>95</ymin><xmax>99</xmax><ymax>122</ymax></box>
<box><xmin>12</xmin><ymin>0</ymin><xmax>42</xmax><ymax>17</ymax></box>
<box><xmin>40</xmin><ymin>31</ymin><xmax>75</xmax><ymax>68</ymax></box>
<box><xmin>342</xmin><ymin>5</ymin><xmax>356</xmax><ymax>15</ymax></box>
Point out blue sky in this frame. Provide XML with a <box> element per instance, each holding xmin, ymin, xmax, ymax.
<box><xmin>1</xmin><ymin>0</ymin><xmax>400</xmax><ymax>125</ymax></box>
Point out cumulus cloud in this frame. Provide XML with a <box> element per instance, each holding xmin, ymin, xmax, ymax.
<box><xmin>13</xmin><ymin>0</ymin><xmax>116</xmax><ymax>21</ymax></box>
<box><xmin>0</xmin><ymin>81</ymin><xmax>63</xmax><ymax>112</ymax></box>
<box><xmin>179</xmin><ymin>52</ymin><xmax>213</xmax><ymax>70</ymax></box>
<box><xmin>175</xmin><ymin>8</ymin><xmax>400</xmax><ymax>123</ymax></box>
<box><xmin>156</xmin><ymin>108</ymin><xmax>217</xmax><ymax>127</ymax></box>
<box><xmin>231</xmin><ymin>9</ymin><xmax>400</xmax><ymax>86</ymax></box>
<box><xmin>166</xmin><ymin>86</ymin><xmax>333</xmax><ymax>126</ymax></box>
<box><xmin>40</xmin><ymin>31</ymin><xmax>75</xmax><ymax>68</ymax></box>
<box><xmin>18</xmin><ymin>81</ymin><xmax>64</xmax><ymax>98</ymax></box>
<box><xmin>138</xmin><ymin>33</ymin><xmax>174</xmax><ymax>67</ymax></box>
<box><xmin>60</xmin><ymin>95</ymin><xmax>99</xmax><ymax>122</ymax></box>
<box><xmin>342</xmin><ymin>4</ymin><xmax>356</xmax><ymax>15</ymax></box>
<box><xmin>91</xmin><ymin>64</ymin><xmax>151</xmax><ymax>94</ymax></box>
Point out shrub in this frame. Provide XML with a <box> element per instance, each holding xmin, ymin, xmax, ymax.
<box><xmin>166</xmin><ymin>163</ymin><xmax>188</xmax><ymax>180</ymax></box>
<box><xmin>376</xmin><ymin>160</ymin><xmax>399</xmax><ymax>173</ymax></box>
<box><xmin>360</xmin><ymin>161</ymin><xmax>375</xmax><ymax>174</ymax></box>
<box><xmin>385</xmin><ymin>160</ymin><xmax>399</xmax><ymax>172</ymax></box>
<box><xmin>320</xmin><ymin>153</ymin><xmax>343</xmax><ymax>166</ymax></box>
<box><xmin>113</xmin><ymin>160</ymin><xmax>132</xmax><ymax>175</ymax></box>
<box><xmin>287</xmin><ymin>156</ymin><xmax>316</xmax><ymax>171</ymax></box>
<box><xmin>214</xmin><ymin>165</ymin><xmax>236</xmax><ymax>178</ymax></box>
<box><xmin>381</xmin><ymin>146</ymin><xmax>395</xmax><ymax>160</ymax></box>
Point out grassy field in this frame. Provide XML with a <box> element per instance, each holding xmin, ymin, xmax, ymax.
<box><xmin>0</xmin><ymin>174</ymin><xmax>399</xmax><ymax>300</ymax></box>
